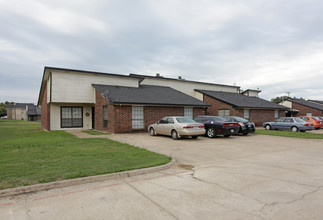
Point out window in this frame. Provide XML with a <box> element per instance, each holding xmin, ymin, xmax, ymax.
<box><xmin>167</xmin><ymin>118</ymin><xmax>174</xmax><ymax>124</ymax></box>
<box><xmin>132</xmin><ymin>106</ymin><xmax>144</xmax><ymax>129</ymax></box>
<box><xmin>61</xmin><ymin>107</ymin><xmax>83</xmax><ymax>128</ymax></box>
<box><xmin>218</xmin><ymin>109</ymin><xmax>229</xmax><ymax>116</ymax></box>
<box><xmin>184</xmin><ymin>107</ymin><xmax>193</xmax><ymax>119</ymax></box>
<box><xmin>306</xmin><ymin>113</ymin><xmax>312</xmax><ymax>116</ymax></box>
<box><xmin>274</xmin><ymin>110</ymin><xmax>279</xmax><ymax>119</ymax></box>
<box><xmin>244</xmin><ymin>109</ymin><xmax>250</xmax><ymax>119</ymax></box>
<box><xmin>283</xmin><ymin>118</ymin><xmax>293</xmax><ymax>123</ymax></box>
<box><xmin>275</xmin><ymin>117</ymin><xmax>284</xmax><ymax>122</ymax></box>
<box><xmin>103</xmin><ymin>106</ymin><xmax>108</xmax><ymax>128</ymax></box>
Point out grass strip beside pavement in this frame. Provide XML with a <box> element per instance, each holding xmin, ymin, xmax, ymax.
<box><xmin>82</xmin><ymin>130</ymin><xmax>110</xmax><ymax>135</ymax></box>
<box><xmin>0</xmin><ymin>120</ymin><xmax>170</xmax><ymax>189</ymax></box>
<box><xmin>255</xmin><ymin>129</ymin><xmax>323</xmax><ymax>139</ymax></box>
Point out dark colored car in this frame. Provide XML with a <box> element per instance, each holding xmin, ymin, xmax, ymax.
<box><xmin>223</xmin><ymin>116</ymin><xmax>256</xmax><ymax>135</ymax></box>
<box><xmin>263</xmin><ymin>117</ymin><xmax>314</xmax><ymax>132</ymax></box>
<box><xmin>194</xmin><ymin>116</ymin><xmax>239</xmax><ymax>138</ymax></box>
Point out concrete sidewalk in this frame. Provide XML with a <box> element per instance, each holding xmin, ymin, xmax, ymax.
<box><xmin>66</xmin><ymin>130</ymin><xmax>111</xmax><ymax>138</ymax></box>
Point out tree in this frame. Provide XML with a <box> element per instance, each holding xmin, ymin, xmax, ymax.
<box><xmin>0</xmin><ymin>101</ymin><xmax>14</xmax><ymax>117</ymax></box>
<box><xmin>271</xmin><ymin>96</ymin><xmax>290</xmax><ymax>104</ymax></box>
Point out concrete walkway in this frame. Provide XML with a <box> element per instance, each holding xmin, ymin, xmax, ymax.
<box><xmin>66</xmin><ymin>130</ymin><xmax>111</xmax><ymax>138</ymax></box>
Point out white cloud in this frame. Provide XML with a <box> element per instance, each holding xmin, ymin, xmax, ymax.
<box><xmin>148</xmin><ymin>0</ymin><xmax>250</xmax><ymax>35</ymax></box>
<box><xmin>1</xmin><ymin>0</ymin><xmax>323</xmax><ymax>102</ymax></box>
<box><xmin>0</xmin><ymin>0</ymin><xmax>108</xmax><ymax>34</ymax></box>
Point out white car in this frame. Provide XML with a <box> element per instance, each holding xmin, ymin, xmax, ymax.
<box><xmin>148</xmin><ymin>116</ymin><xmax>205</xmax><ymax>140</ymax></box>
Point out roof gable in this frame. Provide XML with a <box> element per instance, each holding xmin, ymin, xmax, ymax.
<box><xmin>289</xmin><ymin>98</ymin><xmax>323</xmax><ymax>111</ymax></box>
<box><xmin>196</xmin><ymin>90</ymin><xmax>289</xmax><ymax>109</ymax></box>
<box><xmin>93</xmin><ymin>84</ymin><xmax>211</xmax><ymax>107</ymax></box>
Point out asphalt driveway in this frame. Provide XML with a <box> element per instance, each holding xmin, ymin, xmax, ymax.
<box><xmin>1</xmin><ymin>133</ymin><xmax>323</xmax><ymax>219</ymax></box>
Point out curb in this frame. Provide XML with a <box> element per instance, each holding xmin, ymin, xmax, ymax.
<box><xmin>0</xmin><ymin>158</ymin><xmax>176</xmax><ymax>198</ymax></box>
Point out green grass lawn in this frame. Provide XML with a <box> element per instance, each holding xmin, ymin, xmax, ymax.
<box><xmin>82</xmin><ymin>130</ymin><xmax>110</xmax><ymax>135</ymax></box>
<box><xmin>0</xmin><ymin>120</ymin><xmax>170</xmax><ymax>189</ymax></box>
<box><xmin>255</xmin><ymin>129</ymin><xmax>323</xmax><ymax>139</ymax></box>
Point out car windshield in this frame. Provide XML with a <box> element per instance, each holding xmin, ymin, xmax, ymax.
<box><xmin>176</xmin><ymin>117</ymin><xmax>196</xmax><ymax>123</ymax></box>
<box><xmin>313</xmin><ymin>117</ymin><xmax>320</xmax><ymax>120</ymax></box>
<box><xmin>231</xmin><ymin>116</ymin><xmax>248</xmax><ymax>122</ymax></box>
<box><xmin>294</xmin><ymin>118</ymin><xmax>305</xmax><ymax>123</ymax></box>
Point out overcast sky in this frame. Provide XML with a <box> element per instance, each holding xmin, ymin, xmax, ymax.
<box><xmin>1</xmin><ymin>0</ymin><xmax>323</xmax><ymax>104</ymax></box>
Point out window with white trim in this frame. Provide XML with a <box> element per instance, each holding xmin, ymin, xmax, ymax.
<box><xmin>184</xmin><ymin>107</ymin><xmax>193</xmax><ymax>119</ymax></box>
<box><xmin>244</xmin><ymin>109</ymin><xmax>250</xmax><ymax>119</ymax></box>
<box><xmin>61</xmin><ymin>107</ymin><xmax>83</xmax><ymax>128</ymax></box>
<box><xmin>274</xmin><ymin>110</ymin><xmax>279</xmax><ymax>118</ymax></box>
<box><xmin>218</xmin><ymin>109</ymin><xmax>229</xmax><ymax>116</ymax></box>
<box><xmin>132</xmin><ymin>106</ymin><xmax>144</xmax><ymax>129</ymax></box>
<box><xmin>306</xmin><ymin>113</ymin><xmax>312</xmax><ymax>116</ymax></box>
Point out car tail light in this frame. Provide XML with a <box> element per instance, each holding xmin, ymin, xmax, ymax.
<box><xmin>223</xmin><ymin>123</ymin><xmax>238</xmax><ymax>127</ymax></box>
<box><xmin>183</xmin><ymin>126</ymin><xmax>193</xmax><ymax>129</ymax></box>
<box><xmin>198</xmin><ymin>126</ymin><xmax>204</xmax><ymax>128</ymax></box>
<box><xmin>304</xmin><ymin>124</ymin><xmax>310</xmax><ymax>127</ymax></box>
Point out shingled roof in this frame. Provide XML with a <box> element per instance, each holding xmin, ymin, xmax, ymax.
<box><xmin>308</xmin><ymin>100</ymin><xmax>323</xmax><ymax>105</ymax></box>
<box><xmin>27</xmin><ymin>105</ymin><xmax>41</xmax><ymax>116</ymax></box>
<box><xmin>288</xmin><ymin>98</ymin><xmax>323</xmax><ymax>111</ymax></box>
<box><xmin>93</xmin><ymin>84</ymin><xmax>211</xmax><ymax>107</ymax></box>
<box><xmin>196</xmin><ymin>90</ymin><xmax>289</xmax><ymax>109</ymax></box>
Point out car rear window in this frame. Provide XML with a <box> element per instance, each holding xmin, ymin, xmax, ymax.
<box><xmin>211</xmin><ymin>116</ymin><xmax>228</xmax><ymax>122</ymax></box>
<box><xmin>294</xmin><ymin>118</ymin><xmax>305</xmax><ymax>123</ymax></box>
<box><xmin>231</xmin><ymin>116</ymin><xmax>248</xmax><ymax>122</ymax></box>
<box><xmin>312</xmin><ymin>117</ymin><xmax>320</xmax><ymax>120</ymax></box>
<box><xmin>176</xmin><ymin>117</ymin><xmax>196</xmax><ymax>123</ymax></box>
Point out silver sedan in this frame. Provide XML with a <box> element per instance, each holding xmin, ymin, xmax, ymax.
<box><xmin>148</xmin><ymin>116</ymin><xmax>205</xmax><ymax>140</ymax></box>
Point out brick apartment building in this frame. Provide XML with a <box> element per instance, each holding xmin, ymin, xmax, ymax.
<box><xmin>195</xmin><ymin>89</ymin><xmax>288</xmax><ymax>126</ymax></box>
<box><xmin>37</xmin><ymin>66</ymin><xmax>292</xmax><ymax>132</ymax></box>
<box><xmin>37</xmin><ymin>67</ymin><xmax>214</xmax><ymax>132</ymax></box>
<box><xmin>281</xmin><ymin>98</ymin><xmax>323</xmax><ymax>117</ymax></box>
<box><xmin>6</xmin><ymin>103</ymin><xmax>41</xmax><ymax>121</ymax></box>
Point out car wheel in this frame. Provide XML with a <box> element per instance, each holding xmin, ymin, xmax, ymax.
<box><xmin>224</xmin><ymin>134</ymin><xmax>230</xmax><ymax>137</ymax></box>
<box><xmin>265</xmin><ymin>124</ymin><xmax>271</xmax><ymax>130</ymax></box>
<box><xmin>191</xmin><ymin>136</ymin><xmax>198</xmax><ymax>139</ymax></box>
<box><xmin>149</xmin><ymin>128</ymin><xmax>156</xmax><ymax>136</ymax></box>
<box><xmin>243</xmin><ymin>131</ymin><xmax>249</xmax><ymax>136</ymax></box>
<box><xmin>207</xmin><ymin>128</ymin><xmax>216</xmax><ymax>138</ymax></box>
<box><xmin>291</xmin><ymin>126</ymin><xmax>298</xmax><ymax>132</ymax></box>
<box><xmin>315</xmin><ymin>128</ymin><xmax>320</xmax><ymax>130</ymax></box>
<box><xmin>171</xmin><ymin>130</ymin><xmax>179</xmax><ymax>140</ymax></box>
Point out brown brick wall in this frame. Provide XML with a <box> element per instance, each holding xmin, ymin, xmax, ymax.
<box><xmin>292</xmin><ymin>103</ymin><xmax>323</xmax><ymax>116</ymax></box>
<box><xmin>248</xmin><ymin>109</ymin><xmax>285</xmax><ymax>126</ymax></box>
<box><xmin>203</xmin><ymin>94</ymin><xmax>285</xmax><ymax>126</ymax></box>
<box><xmin>95</xmin><ymin>90</ymin><xmax>115</xmax><ymax>133</ymax></box>
<box><xmin>203</xmin><ymin>95</ymin><xmax>239</xmax><ymax>115</ymax></box>
<box><xmin>95</xmin><ymin>89</ymin><xmax>206</xmax><ymax>133</ymax></box>
<box><xmin>114</xmin><ymin>105</ymin><xmax>132</xmax><ymax>133</ymax></box>
<box><xmin>194</xmin><ymin>107</ymin><xmax>206</xmax><ymax>118</ymax></box>
<box><xmin>41</xmin><ymin>83</ymin><xmax>50</xmax><ymax>130</ymax></box>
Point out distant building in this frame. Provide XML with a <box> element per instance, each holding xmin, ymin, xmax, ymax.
<box><xmin>280</xmin><ymin>98</ymin><xmax>323</xmax><ymax>117</ymax></box>
<box><xmin>6</xmin><ymin>103</ymin><xmax>41</xmax><ymax>121</ymax></box>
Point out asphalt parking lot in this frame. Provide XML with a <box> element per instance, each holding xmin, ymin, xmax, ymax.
<box><xmin>1</xmin><ymin>132</ymin><xmax>323</xmax><ymax>219</ymax></box>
